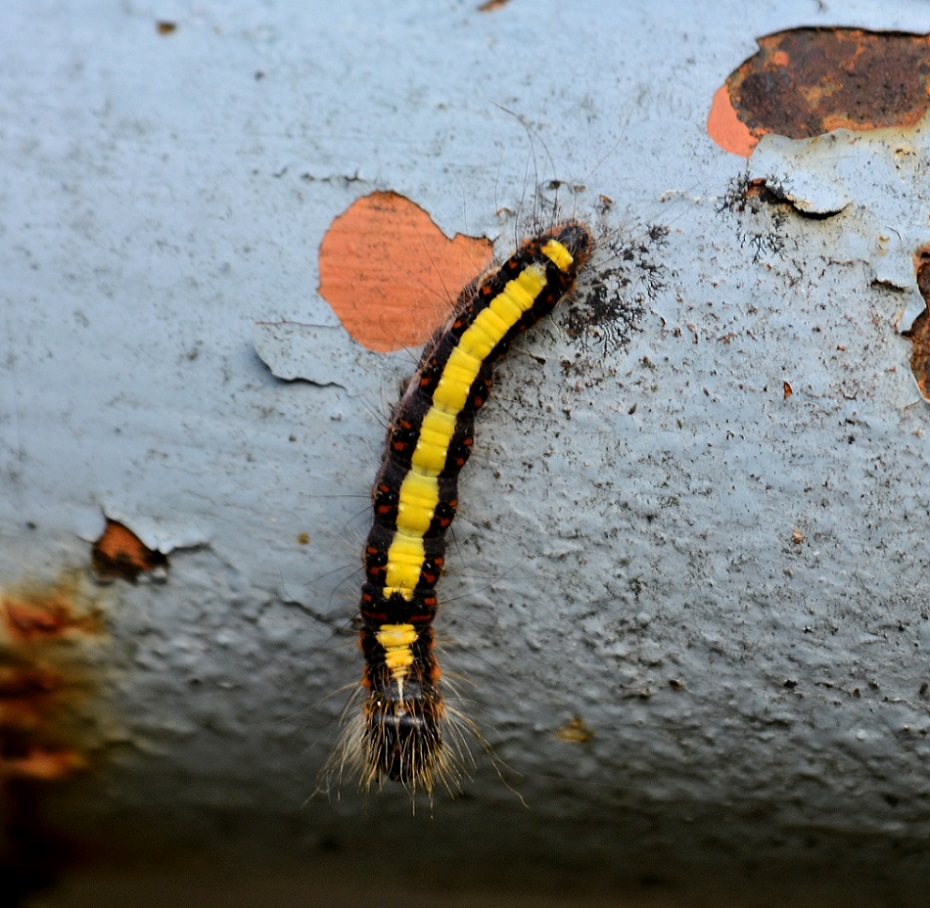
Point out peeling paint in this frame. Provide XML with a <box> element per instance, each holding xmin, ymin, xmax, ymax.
<box><xmin>252</xmin><ymin>320</ymin><xmax>415</xmax><ymax>395</ymax></box>
<box><xmin>903</xmin><ymin>249</ymin><xmax>930</xmax><ymax>400</ymax></box>
<box><xmin>750</xmin><ymin>125</ymin><xmax>914</xmax><ymax>231</ymax></box>
<box><xmin>748</xmin><ymin>132</ymin><xmax>855</xmax><ymax>216</ymax></box>
<box><xmin>254</xmin><ymin>323</ymin><xmax>360</xmax><ymax>385</ymax></box>
<box><xmin>739</xmin><ymin>120</ymin><xmax>930</xmax><ymax>400</ymax></box>
<box><xmin>710</xmin><ymin>27</ymin><xmax>930</xmax><ymax>156</ymax></box>
<box><xmin>91</xmin><ymin>519</ymin><xmax>169</xmax><ymax>584</ymax></box>
<box><xmin>317</xmin><ymin>191</ymin><xmax>493</xmax><ymax>353</ymax></box>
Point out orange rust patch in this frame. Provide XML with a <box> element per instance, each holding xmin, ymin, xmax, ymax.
<box><xmin>156</xmin><ymin>20</ymin><xmax>177</xmax><ymax>35</ymax></box>
<box><xmin>1</xmin><ymin>588</ymin><xmax>101</xmax><ymax>644</ymax></box>
<box><xmin>92</xmin><ymin>519</ymin><xmax>168</xmax><ymax>583</ymax></box>
<box><xmin>904</xmin><ymin>249</ymin><xmax>930</xmax><ymax>401</ymax></box>
<box><xmin>478</xmin><ymin>0</ymin><xmax>511</xmax><ymax>10</ymax></box>
<box><xmin>318</xmin><ymin>191</ymin><xmax>494</xmax><ymax>353</ymax></box>
<box><xmin>1</xmin><ymin>747</ymin><xmax>89</xmax><ymax>782</ymax></box>
<box><xmin>0</xmin><ymin>570</ymin><xmax>106</xmax><ymax>896</ymax></box>
<box><xmin>0</xmin><ymin>579</ymin><xmax>101</xmax><ymax>780</ymax></box>
<box><xmin>709</xmin><ymin>28</ymin><xmax>930</xmax><ymax>157</ymax></box>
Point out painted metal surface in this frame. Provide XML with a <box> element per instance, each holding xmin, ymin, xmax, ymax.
<box><xmin>2</xmin><ymin>0</ymin><xmax>930</xmax><ymax>904</ymax></box>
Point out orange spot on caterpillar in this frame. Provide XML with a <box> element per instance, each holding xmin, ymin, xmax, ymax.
<box><xmin>318</xmin><ymin>191</ymin><xmax>494</xmax><ymax>353</ymax></box>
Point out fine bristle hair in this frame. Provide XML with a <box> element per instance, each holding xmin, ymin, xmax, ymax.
<box><xmin>319</xmin><ymin>678</ymin><xmax>480</xmax><ymax>802</ymax></box>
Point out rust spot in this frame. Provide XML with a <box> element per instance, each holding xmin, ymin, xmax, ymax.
<box><xmin>156</xmin><ymin>20</ymin><xmax>177</xmax><ymax>35</ymax></box>
<box><xmin>318</xmin><ymin>191</ymin><xmax>494</xmax><ymax>353</ymax></box>
<box><xmin>791</xmin><ymin>528</ymin><xmax>804</xmax><ymax>545</ymax></box>
<box><xmin>0</xmin><ymin>666</ymin><xmax>69</xmax><ymax>731</ymax></box>
<box><xmin>92</xmin><ymin>519</ymin><xmax>168</xmax><ymax>583</ymax></box>
<box><xmin>0</xmin><ymin>573</ymin><xmax>103</xmax><ymax>756</ymax></box>
<box><xmin>904</xmin><ymin>309</ymin><xmax>930</xmax><ymax>401</ymax></box>
<box><xmin>297</xmin><ymin>532</ymin><xmax>310</xmax><ymax>545</ymax></box>
<box><xmin>478</xmin><ymin>0</ymin><xmax>511</xmax><ymax>10</ymax></box>
<box><xmin>709</xmin><ymin>28</ymin><xmax>930</xmax><ymax>156</ymax></box>
<box><xmin>0</xmin><ymin>571</ymin><xmax>107</xmax><ymax>898</ymax></box>
<box><xmin>0</xmin><ymin>665</ymin><xmax>66</xmax><ymax>699</ymax></box>
<box><xmin>783</xmin><ymin>380</ymin><xmax>793</xmax><ymax>400</ymax></box>
<box><xmin>1</xmin><ymin>584</ymin><xmax>101</xmax><ymax>645</ymax></box>
<box><xmin>1</xmin><ymin>747</ymin><xmax>89</xmax><ymax>782</ymax></box>
<box><xmin>904</xmin><ymin>249</ymin><xmax>930</xmax><ymax>401</ymax></box>
<box><xmin>555</xmin><ymin>715</ymin><xmax>594</xmax><ymax>743</ymax></box>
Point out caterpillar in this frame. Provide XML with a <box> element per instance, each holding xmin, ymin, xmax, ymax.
<box><xmin>338</xmin><ymin>220</ymin><xmax>593</xmax><ymax>796</ymax></box>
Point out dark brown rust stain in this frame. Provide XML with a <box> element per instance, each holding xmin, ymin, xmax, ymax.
<box><xmin>0</xmin><ymin>665</ymin><xmax>70</xmax><ymax>728</ymax></box>
<box><xmin>1</xmin><ymin>571</ymin><xmax>106</xmax><ymax>905</ymax></box>
<box><xmin>92</xmin><ymin>518</ymin><xmax>168</xmax><ymax>583</ymax></box>
<box><xmin>904</xmin><ymin>249</ymin><xmax>930</xmax><ymax>401</ymax></box>
<box><xmin>710</xmin><ymin>28</ymin><xmax>930</xmax><ymax>156</ymax></box>
<box><xmin>0</xmin><ymin>572</ymin><xmax>102</xmax><ymax>780</ymax></box>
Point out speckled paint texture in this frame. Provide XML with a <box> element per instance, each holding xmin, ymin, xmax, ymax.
<box><xmin>2</xmin><ymin>1</ymin><xmax>930</xmax><ymax>906</ymax></box>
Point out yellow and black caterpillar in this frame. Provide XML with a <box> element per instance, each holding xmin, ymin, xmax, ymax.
<box><xmin>345</xmin><ymin>222</ymin><xmax>593</xmax><ymax>794</ymax></box>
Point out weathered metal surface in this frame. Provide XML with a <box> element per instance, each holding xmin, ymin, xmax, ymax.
<box><xmin>3</xmin><ymin>1</ymin><xmax>930</xmax><ymax>906</ymax></box>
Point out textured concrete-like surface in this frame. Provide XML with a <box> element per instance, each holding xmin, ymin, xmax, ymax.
<box><xmin>2</xmin><ymin>1</ymin><xmax>930</xmax><ymax>906</ymax></box>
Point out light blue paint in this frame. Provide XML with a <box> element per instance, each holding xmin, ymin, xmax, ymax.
<box><xmin>2</xmin><ymin>0</ymin><xmax>930</xmax><ymax>902</ymax></box>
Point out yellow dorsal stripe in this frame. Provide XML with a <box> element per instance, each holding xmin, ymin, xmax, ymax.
<box><xmin>376</xmin><ymin>623</ymin><xmax>418</xmax><ymax>648</ymax></box>
<box><xmin>376</xmin><ymin>623</ymin><xmax>418</xmax><ymax>678</ymax></box>
<box><xmin>541</xmin><ymin>238</ymin><xmax>574</xmax><ymax>272</ymax></box>
<box><xmin>382</xmin><ymin>259</ymin><xmax>554</xmax><ymax>599</ymax></box>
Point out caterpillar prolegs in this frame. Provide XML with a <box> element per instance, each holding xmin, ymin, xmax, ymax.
<box><xmin>338</xmin><ymin>222</ymin><xmax>593</xmax><ymax>795</ymax></box>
